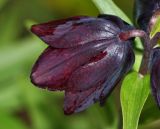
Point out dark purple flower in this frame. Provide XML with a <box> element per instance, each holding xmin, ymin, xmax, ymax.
<box><xmin>134</xmin><ymin>0</ymin><xmax>160</xmax><ymax>31</ymax></box>
<box><xmin>134</xmin><ymin>0</ymin><xmax>160</xmax><ymax>109</ymax></box>
<box><xmin>30</xmin><ymin>14</ymin><xmax>135</xmax><ymax>114</ymax></box>
<box><xmin>151</xmin><ymin>48</ymin><xmax>160</xmax><ymax>107</ymax></box>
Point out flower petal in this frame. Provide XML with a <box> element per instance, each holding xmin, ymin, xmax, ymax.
<box><xmin>31</xmin><ymin>16</ymin><xmax>120</xmax><ymax>48</ymax></box>
<box><xmin>134</xmin><ymin>0</ymin><xmax>160</xmax><ymax>30</ymax></box>
<box><xmin>67</xmin><ymin>41</ymin><xmax>126</xmax><ymax>92</ymax></box>
<box><xmin>64</xmin><ymin>85</ymin><xmax>104</xmax><ymax>115</ymax></box>
<box><xmin>64</xmin><ymin>42</ymin><xmax>135</xmax><ymax>114</ymax></box>
<box><xmin>151</xmin><ymin>48</ymin><xmax>160</xmax><ymax>107</ymax></box>
<box><xmin>30</xmin><ymin>39</ymin><xmax>113</xmax><ymax>90</ymax></box>
<box><xmin>100</xmin><ymin>42</ymin><xmax>135</xmax><ymax>99</ymax></box>
<box><xmin>98</xmin><ymin>14</ymin><xmax>133</xmax><ymax>30</ymax></box>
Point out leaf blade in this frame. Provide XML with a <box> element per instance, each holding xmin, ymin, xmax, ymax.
<box><xmin>121</xmin><ymin>72</ymin><xmax>150</xmax><ymax>129</ymax></box>
<box><xmin>92</xmin><ymin>0</ymin><xmax>131</xmax><ymax>24</ymax></box>
<box><xmin>150</xmin><ymin>16</ymin><xmax>160</xmax><ymax>38</ymax></box>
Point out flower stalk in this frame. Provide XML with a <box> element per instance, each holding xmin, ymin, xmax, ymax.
<box><xmin>119</xmin><ymin>29</ymin><xmax>151</xmax><ymax>75</ymax></box>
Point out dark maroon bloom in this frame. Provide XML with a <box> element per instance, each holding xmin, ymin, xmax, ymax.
<box><xmin>134</xmin><ymin>0</ymin><xmax>160</xmax><ymax>109</ymax></box>
<box><xmin>30</xmin><ymin>14</ymin><xmax>135</xmax><ymax>114</ymax></box>
<box><xmin>151</xmin><ymin>48</ymin><xmax>160</xmax><ymax>107</ymax></box>
<box><xmin>134</xmin><ymin>0</ymin><xmax>160</xmax><ymax>31</ymax></box>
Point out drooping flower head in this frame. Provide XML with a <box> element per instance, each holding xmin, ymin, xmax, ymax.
<box><xmin>134</xmin><ymin>0</ymin><xmax>160</xmax><ymax>31</ymax></box>
<box><xmin>30</xmin><ymin>14</ymin><xmax>135</xmax><ymax>114</ymax></box>
<box><xmin>151</xmin><ymin>48</ymin><xmax>160</xmax><ymax>107</ymax></box>
<box><xmin>134</xmin><ymin>0</ymin><xmax>160</xmax><ymax>108</ymax></box>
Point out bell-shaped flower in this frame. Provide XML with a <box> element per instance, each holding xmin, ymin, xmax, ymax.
<box><xmin>30</xmin><ymin>14</ymin><xmax>135</xmax><ymax>114</ymax></box>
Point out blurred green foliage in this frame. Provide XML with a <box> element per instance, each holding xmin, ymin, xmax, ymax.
<box><xmin>0</xmin><ymin>0</ymin><xmax>160</xmax><ymax>129</ymax></box>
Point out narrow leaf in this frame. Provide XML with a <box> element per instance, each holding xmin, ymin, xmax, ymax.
<box><xmin>92</xmin><ymin>0</ymin><xmax>131</xmax><ymax>24</ymax></box>
<box><xmin>150</xmin><ymin>16</ymin><xmax>160</xmax><ymax>38</ymax></box>
<box><xmin>121</xmin><ymin>72</ymin><xmax>150</xmax><ymax>129</ymax></box>
<box><xmin>133</xmin><ymin>52</ymin><xmax>142</xmax><ymax>72</ymax></box>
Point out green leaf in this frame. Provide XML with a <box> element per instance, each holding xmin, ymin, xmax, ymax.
<box><xmin>92</xmin><ymin>0</ymin><xmax>131</xmax><ymax>24</ymax></box>
<box><xmin>134</xmin><ymin>38</ymin><xmax>143</xmax><ymax>50</ymax></box>
<box><xmin>121</xmin><ymin>72</ymin><xmax>150</xmax><ymax>129</ymax></box>
<box><xmin>133</xmin><ymin>51</ymin><xmax>143</xmax><ymax>72</ymax></box>
<box><xmin>150</xmin><ymin>16</ymin><xmax>160</xmax><ymax>38</ymax></box>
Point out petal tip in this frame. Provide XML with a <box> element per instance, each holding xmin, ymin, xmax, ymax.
<box><xmin>30</xmin><ymin>72</ymin><xmax>43</xmax><ymax>87</ymax></box>
<box><xmin>30</xmin><ymin>72</ymin><xmax>38</xmax><ymax>85</ymax></box>
<box><xmin>31</xmin><ymin>24</ymin><xmax>38</xmax><ymax>33</ymax></box>
<box><xmin>31</xmin><ymin>24</ymin><xmax>44</xmax><ymax>36</ymax></box>
<box><xmin>63</xmin><ymin>106</ymin><xmax>75</xmax><ymax>115</ymax></box>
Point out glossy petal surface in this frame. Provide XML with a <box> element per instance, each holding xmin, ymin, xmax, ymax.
<box><xmin>98</xmin><ymin>14</ymin><xmax>133</xmax><ymax>31</ymax></box>
<box><xmin>67</xmin><ymin>41</ymin><xmax>124</xmax><ymax>92</ymax></box>
<box><xmin>64</xmin><ymin>41</ymin><xmax>135</xmax><ymax>114</ymax></box>
<box><xmin>31</xmin><ymin>16</ymin><xmax>121</xmax><ymax>48</ymax></box>
<box><xmin>151</xmin><ymin>48</ymin><xmax>160</xmax><ymax>107</ymax></box>
<box><xmin>64</xmin><ymin>84</ymin><xmax>103</xmax><ymax>114</ymax></box>
<box><xmin>134</xmin><ymin>0</ymin><xmax>160</xmax><ymax>30</ymax></box>
<box><xmin>101</xmin><ymin>42</ymin><xmax>135</xmax><ymax>98</ymax></box>
<box><xmin>31</xmin><ymin>39</ymin><xmax>113</xmax><ymax>90</ymax></box>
